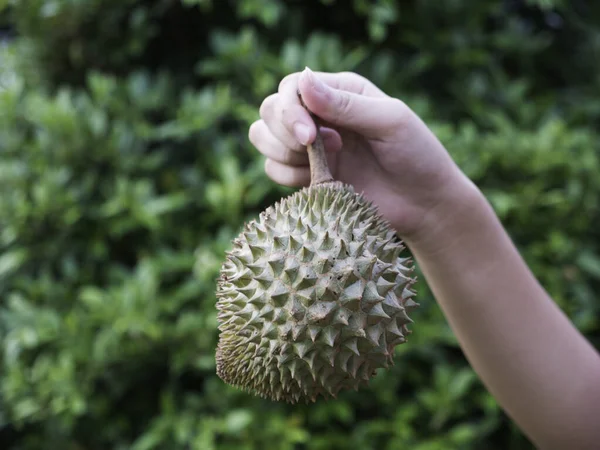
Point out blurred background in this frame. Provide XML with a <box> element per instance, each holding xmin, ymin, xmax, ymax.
<box><xmin>0</xmin><ymin>0</ymin><xmax>599</xmax><ymax>449</ymax></box>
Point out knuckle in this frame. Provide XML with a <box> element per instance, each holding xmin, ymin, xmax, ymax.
<box><xmin>336</xmin><ymin>92</ymin><xmax>353</xmax><ymax>117</ymax></box>
<box><xmin>264</xmin><ymin>162</ymin><xmax>274</xmax><ymax>182</ymax></box>
<box><xmin>281</xmin><ymin>105</ymin><xmax>292</xmax><ymax>123</ymax></box>
<box><xmin>259</xmin><ymin>93</ymin><xmax>278</xmax><ymax>120</ymax></box>
<box><xmin>337</xmin><ymin>71</ymin><xmax>368</xmax><ymax>93</ymax></box>
<box><xmin>265</xmin><ymin>159</ymin><xmax>294</xmax><ymax>187</ymax></box>
<box><xmin>339</xmin><ymin>71</ymin><xmax>378</xmax><ymax>96</ymax></box>
<box><xmin>264</xmin><ymin>158</ymin><xmax>276</xmax><ymax>178</ymax></box>
<box><xmin>337</xmin><ymin>70</ymin><xmax>358</xmax><ymax>79</ymax></box>
<box><xmin>280</xmin><ymin>105</ymin><xmax>300</xmax><ymax>130</ymax></box>
<box><xmin>278</xmin><ymin>73</ymin><xmax>300</xmax><ymax>92</ymax></box>
<box><xmin>389</xmin><ymin>98</ymin><xmax>411</xmax><ymax>123</ymax></box>
<box><xmin>248</xmin><ymin>121</ymin><xmax>261</xmax><ymax>146</ymax></box>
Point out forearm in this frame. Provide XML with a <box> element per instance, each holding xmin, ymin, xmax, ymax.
<box><xmin>405</xmin><ymin>179</ymin><xmax>600</xmax><ymax>449</ymax></box>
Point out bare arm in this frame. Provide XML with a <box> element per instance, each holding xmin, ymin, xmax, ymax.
<box><xmin>405</xmin><ymin>177</ymin><xmax>600</xmax><ymax>450</ymax></box>
<box><xmin>251</xmin><ymin>68</ymin><xmax>600</xmax><ymax>448</ymax></box>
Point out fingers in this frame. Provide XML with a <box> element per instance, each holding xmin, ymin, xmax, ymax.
<box><xmin>264</xmin><ymin>152</ymin><xmax>338</xmax><ymax>188</ymax></box>
<box><xmin>252</xmin><ymin>68</ymin><xmax>387</xmax><ymax>189</ymax></box>
<box><xmin>258</xmin><ymin>68</ymin><xmax>382</xmax><ymax>153</ymax></box>
<box><xmin>297</xmin><ymin>68</ymin><xmax>410</xmax><ymax>138</ymax></box>
<box><xmin>259</xmin><ymin>93</ymin><xmax>310</xmax><ymax>151</ymax></box>
<box><xmin>249</xmin><ymin>118</ymin><xmax>343</xmax><ymax>166</ymax></box>
<box><xmin>278</xmin><ymin>70</ymin><xmax>386</xmax><ymax>99</ymax></box>
<box><xmin>249</xmin><ymin>120</ymin><xmax>308</xmax><ymax>166</ymax></box>
<box><xmin>264</xmin><ymin>159</ymin><xmax>311</xmax><ymax>187</ymax></box>
<box><xmin>275</xmin><ymin>70</ymin><xmax>383</xmax><ymax>142</ymax></box>
<box><xmin>267</xmin><ymin>67</ymin><xmax>407</xmax><ymax>142</ymax></box>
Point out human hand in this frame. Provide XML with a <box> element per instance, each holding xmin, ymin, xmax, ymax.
<box><xmin>249</xmin><ymin>67</ymin><xmax>476</xmax><ymax>244</ymax></box>
<box><xmin>250</xmin><ymin>70</ymin><xmax>600</xmax><ymax>450</ymax></box>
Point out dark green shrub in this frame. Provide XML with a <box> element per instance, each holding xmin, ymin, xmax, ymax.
<box><xmin>1</xmin><ymin>1</ymin><xmax>598</xmax><ymax>448</ymax></box>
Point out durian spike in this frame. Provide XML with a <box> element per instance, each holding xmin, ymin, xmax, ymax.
<box><xmin>297</xmin><ymin>90</ymin><xmax>334</xmax><ymax>186</ymax></box>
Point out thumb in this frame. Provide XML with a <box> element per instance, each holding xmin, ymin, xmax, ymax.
<box><xmin>298</xmin><ymin>68</ymin><xmax>406</xmax><ymax>138</ymax></box>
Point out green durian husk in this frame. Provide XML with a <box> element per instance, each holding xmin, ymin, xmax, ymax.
<box><xmin>216</xmin><ymin>181</ymin><xmax>418</xmax><ymax>404</ymax></box>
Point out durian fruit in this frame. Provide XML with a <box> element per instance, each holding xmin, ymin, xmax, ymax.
<box><xmin>215</xmin><ymin>92</ymin><xmax>418</xmax><ymax>403</ymax></box>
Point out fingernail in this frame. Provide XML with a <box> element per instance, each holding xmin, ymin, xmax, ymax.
<box><xmin>293</xmin><ymin>122</ymin><xmax>310</xmax><ymax>145</ymax></box>
<box><xmin>303</xmin><ymin>67</ymin><xmax>327</xmax><ymax>94</ymax></box>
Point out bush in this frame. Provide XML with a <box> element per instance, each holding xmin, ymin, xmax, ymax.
<box><xmin>1</xmin><ymin>0</ymin><xmax>598</xmax><ymax>448</ymax></box>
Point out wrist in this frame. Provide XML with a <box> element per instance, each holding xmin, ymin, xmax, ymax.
<box><xmin>403</xmin><ymin>174</ymin><xmax>493</xmax><ymax>257</ymax></box>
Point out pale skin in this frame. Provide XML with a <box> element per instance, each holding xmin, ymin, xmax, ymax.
<box><xmin>249</xmin><ymin>67</ymin><xmax>600</xmax><ymax>449</ymax></box>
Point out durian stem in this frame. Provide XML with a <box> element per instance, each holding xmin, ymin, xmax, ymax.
<box><xmin>297</xmin><ymin>91</ymin><xmax>334</xmax><ymax>186</ymax></box>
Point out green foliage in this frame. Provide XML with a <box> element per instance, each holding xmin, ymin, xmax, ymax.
<box><xmin>0</xmin><ymin>0</ymin><xmax>598</xmax><ymax>448</ymax></box>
